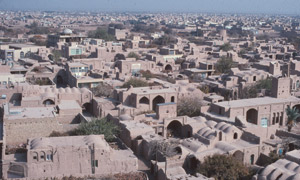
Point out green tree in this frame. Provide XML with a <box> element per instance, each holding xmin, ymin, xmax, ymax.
<box><xmin>140</xmin><ymin>70</ymin><xmax>155</xmax><ymax>80</ymax></box>
<box><xmin>197</xmin><ymin>154</ymin><xmax>250</xmax><ymax>180</ymax></box>
<box><xmin>285</xmin><ymin>106</ymin><xmax>300</xmax><ymax>132</ymax></box>
<box><xmin>240</xmin><ymin>85</ymin><xmax>258</xmax><ymax>99</ymax></box>
<box><xmin>127</xmin><ymin>52</ymin><xmax>140</xmax><ymax>60</ymax></box>
<box><xmin>121</xmin><ymin>78</ymin><xmax>149</xmax><ymax>88</ymax></box>
<box><xmin>220</xmin><ymin>43</ymin><xmax>233</xmax><ymax>52</ymax></box>
<box><xmin>215</xmin><ymin>56</ymin><xmax>234</xmax><ymax>74</ymax></box>
<box><xmin>88</xmin><ymin>27</ymin><xmax>115</xmax><ymax>41</ymax></box>
<box><xmin>256</xmin><ymin>78</ymin><xmax>272</xmax><ymax>91</ymax></box>
<box><xmin>51</xmin><ymin>50</ymin><xmax>62</xmax><ymax>63</ymax></box>
<box><xmin>154</xmin><ymin>35</ymin><xmax>177</xmax><ymax>46</ymax></box>
<box><xmin>74</xmin><ymin>118</ymin><xmax>120</xmax><ymax>142</ymax></box>
<box><xmin>26</xmin><ymin>21</ymin><xmax>50</xmax><ymax>35</ymax></box>
<box><xmin>240</xmin><ymin>78</ymin><xmax>272</xmax><ymax>99</ymax></box>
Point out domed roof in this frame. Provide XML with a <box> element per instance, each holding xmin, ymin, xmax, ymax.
<box><xmin>215</xmin><ymin>122</ymin><xmax>227</xmax><ymax>129</ymax></box>
<box><xmin>80</xmin><ymin>88</ymin><xmax>90</xmax><ymax>93</ymax></box>
<box><xmin>193</xmin><ymin>116</ymin><xmax>206</xmax><ymax>122</ymax></box>
<box><xmin>63</xmin><ymin>28</ymin><xmax>72</xmax><ymax>35</ymax></box>
<box><xmin>294</xmin><ymin>166</ymin><xmax>300</xmax><ymax>173</ymax></box>
<box><xmin>58</xmin><ymin>88</ymin><xmax>65</xmax><ymax>93</ymax></box>
<box><xmin>30</xmin><ymin>137</ymin><xmax>51</xmax><ymax>150</ymax></box>
<box><xmin>65</xmin><ymin>87</ymin><xmax>72</xmax><ymax>93</ymax></box>
<box><xmin>119</xmin><ymin>114</ymin><xmax>132</xmax><ymax>121</ymax></box>
<box><xmin>289</xmin><ymin>174</ymin><xmax>300</xmax><ymax>180</ymax></box>
<box><xmin>52</xmin><ymin>88</ymin><xmax>59</xmax><ymax>93</ymax></box>
<box><xmin>71</xmin><ymin>87</ymin><xmax>80</xmax><ymax>93</ymax></box>
<box><xmin>285</xmin><ymin>162</ymin><xmax>299</xmax><ymax>170</ymax></box>
<box><xmin>206</xmin><ymin>120</ymin><xmax>217</xmax><ymax>127</ymax></box>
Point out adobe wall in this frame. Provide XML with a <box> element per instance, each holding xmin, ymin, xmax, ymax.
<box><xmin>4</xmin><ymin>116</ymin><xmax>78</xmax><ymax>146</ymax></box>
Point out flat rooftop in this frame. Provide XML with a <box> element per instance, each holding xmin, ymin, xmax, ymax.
<box><xmin>215</xmin><ymin>96</ymin><xmax>300</xmax><ymax>108</ymax></box>
<box><xmin>9</xmin><ymin>44</ymin><xmax>40</xmax><ymax>48</ymax></box>
<box><xmin>185</xmin><ymin>68</ymin><xmax>215</xmax><ymax>73</ymax></box>
<box><xmin>58</xmin><ymin>100</ymin><xmax>81</xmax><ymax>110</ymax></box>
<box><xmin>119</xmin><ymin>86</ymin><xmax>177</xmax><ymax>95</ymax></box>
<box><xmin>4</xmin><ymin>105</ymin><xmax>56</xmax><ymax>120</ymax></box>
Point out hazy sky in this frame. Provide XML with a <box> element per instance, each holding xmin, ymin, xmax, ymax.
<box><xmin>0</xmin><ymin>0</ymin><xmax>299</xmax><ymax>15</ymax></box>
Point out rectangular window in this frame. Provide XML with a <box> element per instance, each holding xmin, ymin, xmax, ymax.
<box><xmin>261</xmin><ymin>118</ymin><xmax>268</xmax><ymax>128</ymax></box>
<box><xmin>92</xmin><ymin>160</ymin><xmax>98</xmax><ymax>167</ymax></box>
<box><xmin>71</xmin><ymin>68</ymin><xmax>76</xmax><ymax>73</ymax></box>
<box><xmin>46</xmin><ymin>154</ymin><xmax>53</xmax><ymax>161</ymax></box>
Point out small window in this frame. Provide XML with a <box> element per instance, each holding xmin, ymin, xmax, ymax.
<box><xmin>40</xmin><ymin>154</ymin><xmax>44</xmax><ymax>160</ymax></box>
<box><xmin>46</xmin><ymin>154</ymin><xmax>53</xmax><ymax>161</ymax></box>
<box><xmin>234</xmin><ymin>133</ymin><xmax>238</xmax><ymax>139</ymax></box>
<box><xmin>92</xmin><ymin>160</ymin><xmax>98</xmax><ymax>167</ymax></box>
<box><xmin>253</xmin><ymin>76</ymin><xmax>256</xmax><ymax>81</ymax></box>
<box><xmin>171</xmin><ymin>96</ymin><xmax>175</xmax><ymax>102</ymax></box>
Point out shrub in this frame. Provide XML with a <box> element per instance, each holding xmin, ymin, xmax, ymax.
<box><xmin>215</xmin><ymin>56</ymin><xmax>234</xmax><ymax>74</ymax></box>
<box><xmin>88</xmin><ymin>27</ymin><xmax>115</xmax><ymax>41</ymax></box>
<box><xmin>92</xmin><ymin>83</ymin><xmax>114</xmax><ymax>98</ymax></box>
<box><xmin>127</xmin><ymin>52</ymin><xmax>140</xmax><ymax>60</ymax></box>
<box><xmin>140</xmin><ymin>70</ymin><xmax>155</xmax><ymax>79</ymax></box>
<box><xmin>121</xmin><ymin>78</ymin><xmax>149</xmax><ymax>88</ymax></box>
<box><xmin>220</xmin><ymin>43</ymin><xmax>233</xmax><ymax>52</ymax></box>
<box><xmin>74</xmin><ymin>118</ymin><xmax>120</xmax><ymax>142</ymax></box>
<box><xmin>197</xmin><ymin>154</ymin><xmax>250</xmax><ymax>180</ymax></box>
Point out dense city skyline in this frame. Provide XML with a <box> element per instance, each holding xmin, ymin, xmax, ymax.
<box><xmin>0</xmin><ymin>0</ymin><xmax>300</xmax><ymax>15</ymax></box>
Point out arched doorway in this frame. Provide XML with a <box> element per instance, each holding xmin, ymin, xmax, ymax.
<box><xmin>233</xmin><ymin>132</ymin><xmax>238</xmax><ymax>139</ymax></box>
<box><xmin>189</xmin><ymin>156</ymin><xmax>199</xmax><ymax>172</ymax></box>
<box><xmin>165</xmin><ymin>64</ymin><xmax>172</xmax><ymax>72</ymax></box>
<box><xmin>219</xmin><ymin>131</ymin><xmax>222</xmax><ymax>141</ymax></box>
<box><xmin>233</xmin><ymin>150</ymin><xmax>244</xmax><ymax>162</ymax></box>
<box><xmin>246</xmin><ymin>109</ymin><xmax>258</xmax><ymax>125</ymax></box>
<box><xmin>167</xmin><ymin>120</ymin><xmax>182</xmax><ymax>138</ymax></box>
<box><xmin>139</xmin><ymin>97</ymin><xmax>150</xmax><ymax>104</ymax></box>
<box><xmin>152</xmin><ymin>95</ymin><xmax>165</xmax><ymax>111</ymax></box>
<box><xmin>82</xmin><ymin>103</ymin><xmax>92</xmax><ymax>114</ymax></box>
<box><xmin>171</xmin><ymin>96</ymin><xmax>175</xmax><ymax>102</ymax></box>
<box><xmin>43</xmin><ymin>99</ymin><xmax>55</xmax><ymax>105</ymax></box>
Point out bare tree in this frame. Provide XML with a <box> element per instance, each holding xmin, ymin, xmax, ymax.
<box><xmin>148</xmin><ymin>140</ymin><xmax>181</xmax><ymax>180</ymax></box>
<box><xmin>92</xmin><ymin>83</ymin><xmax>114</xmax><ymax>98</ymax></box>
<box><xmin>177</xmin><ymin>97</ymin><xmax>204</xmax><ymax>117</ymax></box>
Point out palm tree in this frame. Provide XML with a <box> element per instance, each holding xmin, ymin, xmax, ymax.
<box><xmin>285</xmin><ymin>106</ymin><xmax>300</xmax><ymax>132</ymax></box>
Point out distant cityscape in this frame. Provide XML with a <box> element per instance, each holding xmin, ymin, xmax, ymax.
<box><xmin>0</xmin><ymin>9</ymin><xmax>299</xmax><ymax>180</ymax></box>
